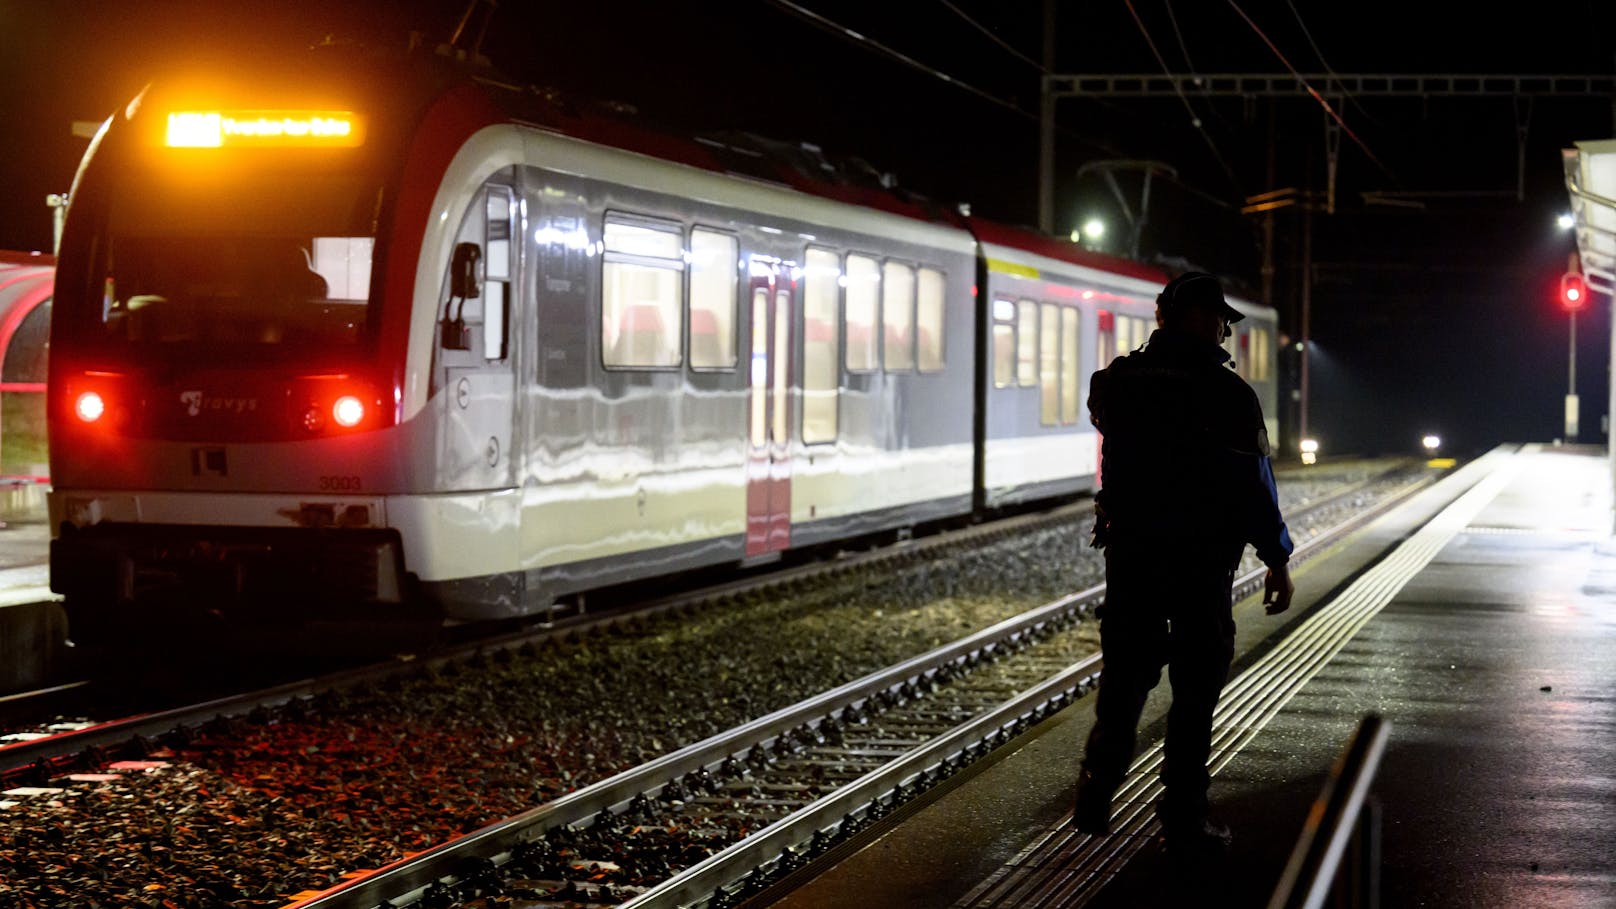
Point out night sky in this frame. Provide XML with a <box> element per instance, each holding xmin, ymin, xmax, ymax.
<box><xmin>2</xmin><ymin>0</ymin><xmax>1614</xmax><ymax>455</ymax></box>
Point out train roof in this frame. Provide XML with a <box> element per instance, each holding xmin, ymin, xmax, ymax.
<box><xmin>966</xmin><ymin>219</ymin><xmax>1170</xmax><ymax>286</ymax></box>
<box><xmin>122</xmin><ymin>46</ymin><xmax>1216</xmax><ymax>295</ymax></box>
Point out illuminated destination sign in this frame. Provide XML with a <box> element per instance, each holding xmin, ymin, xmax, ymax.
<box><xmin>165</xmin><ymin>111</ymin><xmax>365</xmax><ymax>148</ymax></box>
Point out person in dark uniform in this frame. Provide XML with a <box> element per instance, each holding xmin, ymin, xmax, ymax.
<box><xmin>1073</xmin><ymin>271</ymin><xmax>1295</xmax><ymax>852</ymax></box>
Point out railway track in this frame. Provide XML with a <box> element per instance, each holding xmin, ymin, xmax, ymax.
<box><xmin>0</xmin><ymin>495</ymin><xmax>1098</xmax><ymax>783</ymax></box>
<box><xmin>279</xmin><ymin>462</ymin><xmax>1438</xmax><ymax>909</ymax></box>
<box><xmin>0</xmin><ymin>459</ymin><xmax>1431</xmax><ymax>907</ymax></box>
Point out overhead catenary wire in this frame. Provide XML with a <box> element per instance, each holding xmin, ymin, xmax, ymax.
<box><xmin>1122</xmin><ymin>0</ymin><xmax>1243</xmax><ymax>194</ymax></box>
<box><xmin>765</xmin><ymin>0</ymin><xmax>1034</xmax><ymax>121</ymax></box>
<box><xmin>1163</xmin><ymin>0</ymin><xmax>1200</xmax><ymax>78</ymax></box>
<box><xmin>1282</xmin><ymin>0</ymin><xmax>1383</xmax><ymax>128</ymax></box>
<box><xmin>764</xmin><ymin>0</ymin><xmax>1130</xmax><ymax>174</ymax></box>
<box><xmin>935</xmin><ymin>0</ymin><xmax>1046</xmax><ymax>72</ymax></box>
<box><xmin>1162</xmin><ymin>0</ymin><xmax>1239</xmax><ymax>136</ymax></box>
<box><xmin>1226</xmin><ymin>0</ymin><xmax>1394</xmax><ymax>180</ymax></box>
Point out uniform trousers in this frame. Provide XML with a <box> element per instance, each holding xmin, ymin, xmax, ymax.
<box><xmin>1080</xmin><ymin>540</ymin><xmax>1239</xmax><ymax>826</ymax></box>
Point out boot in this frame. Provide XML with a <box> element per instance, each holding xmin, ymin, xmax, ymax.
<box><xmin>1159</xmin><ymin>816</ymin><xmax>1232</xmax><ymax>854</ymax></box>
<box><xmin>1073</xmin><ymin>770</ymin><xmax>1119</xmax><ymax>835</ymax></box>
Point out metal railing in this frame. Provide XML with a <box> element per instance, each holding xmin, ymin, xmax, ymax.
<box><xmin>1267</xmin><ymin>713</ymin><xmax>1390</xmax><ymax>909</ymax></box>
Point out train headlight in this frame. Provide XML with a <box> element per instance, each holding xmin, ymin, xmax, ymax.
<box><xmin>1422</xmin><ymin>434</ymin><xmax>1441</xmax><ymax>452</ymax></box>
<box><xmin>332</xmin><ymin>395</ymin><xmax>365</xmax><ymax>428</ymax></box>
<box><xmin>74</xmin><ymin>391</ymin><xmax>106</xmax><ymax>423</ymax></box>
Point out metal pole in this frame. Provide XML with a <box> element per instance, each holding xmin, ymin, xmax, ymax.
<box><xmin>1571</xmin><ymin>309</ymin><xmax>1578</xmax><ymax>395</ymax></box>
<box><xmin>1037</xmin><ymin>0</ymin><xmax>1056</xmax><ymax>234</ymax></box>
<box><xmin>47</xmin><ymin>193</ymin><xmax>68</xmax><ymax>254</ymax></box>
<box><xmin>1300</xmin><ymin>203</ymin><xmax>1312</xmax><ymax>446</ymax></box>
<box><xmin>1566</xmin><ymin>307</ymin><xmax>1579</xmax><ymax>441</ymax></box>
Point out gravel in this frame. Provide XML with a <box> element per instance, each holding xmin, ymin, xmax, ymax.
<box><xmin>0</xmin><ymin>459</ymin><xmax>1414</xmax><ymax>907</ymax></box>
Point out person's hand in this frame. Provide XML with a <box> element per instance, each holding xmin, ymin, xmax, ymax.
<box><xmin>1263</xmin><ymin>564</ymin><xmax>1294</xmax><ymax>615</ymax></box>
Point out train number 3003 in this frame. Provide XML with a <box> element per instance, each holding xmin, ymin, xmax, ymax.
<box><xmin>318</xmin><ymin>476</ymin><xmax>363</xmax><ymax>491</ymax></box>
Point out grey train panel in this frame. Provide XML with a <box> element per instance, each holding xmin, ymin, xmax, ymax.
<box><xmin>506</xmin><ymin>164</ymin><xmax>976</xmax><ymax>615</ymax></box>
<box><xmin>787</xmin><ymin>494</ymin><xmax>975</xmax><ymax>550</ymax></box>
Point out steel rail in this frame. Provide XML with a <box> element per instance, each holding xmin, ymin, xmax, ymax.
<box><xmin>289</xmin><ymin>578</ymin><xmax>1111</xmax><ymax>907</ymax></box>
<box><xmin>287</xmin><ymin>464</ymin><xmax>1438</xmax><ymax>908</ymax></box>
<box><xmin>630</xmin><ymin>467</ymin><xmax>1439</xmax><ymax>909</ymax></box>
<box><xmin>0</xmin><ymin>500</ymin><xmax>1090</xmax><ymax>781</ymax></box>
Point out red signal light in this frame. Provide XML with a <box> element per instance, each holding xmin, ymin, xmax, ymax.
<box><xmin>1560</xmin><ymin>271</ymin><xmax>1588</xmax><ymax>311</ymax></box>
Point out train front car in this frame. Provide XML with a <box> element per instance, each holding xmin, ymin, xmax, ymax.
<box><xmin>49</xmin><ymin>52</ymin><xmax>984</xmax><ymax>641</ymax></box>
<box><xmin>47</xmin><ymin>57</ymin><xmax>486</xmax><ymax>639</ymax></box>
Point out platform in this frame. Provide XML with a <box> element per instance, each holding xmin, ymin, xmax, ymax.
<box><xmin>0</xmin><ymin>522</ymin><xmax>62</xmax><ymax>694</ymax></box>
<box><xmin>764</xmin><ymin>443</ymin><xmax>1616</xmax><ymax>908</ymax></box>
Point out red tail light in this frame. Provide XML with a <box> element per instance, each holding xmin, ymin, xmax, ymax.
<box><xmin>295</xmin><ymin>374</ymin><xmax>383</xmax><ymax>434</ymax></box>
<box><xmin>332</xmin><ymin>395</ymin><xmax>365</xmax><ymax>428</ymax></box>
<box><xmin>74</xmin><ymin>391</ymin><xmax>106</xmax><ymax>423</ymax></box>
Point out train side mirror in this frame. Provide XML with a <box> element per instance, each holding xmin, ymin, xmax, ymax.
<box><xmin>451</xmin><ymin>242</ymin><xmax>482</xmax><ymax>300</ymax></box>
<box><xmin>441</xmin><ymin>242</ymin><xmax>482</xmax><ymax>350</ymax></box>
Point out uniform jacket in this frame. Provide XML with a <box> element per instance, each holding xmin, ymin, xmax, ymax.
<box><xmin>1089</xmin><ymin>327</ymin><xmax>1293</xmax><ymax>568</ymax></box>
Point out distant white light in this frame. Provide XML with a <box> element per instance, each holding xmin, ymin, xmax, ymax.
<box><xmin>1070</xmin><ymin>229</ymin><xmax>1082</xmax><ymax>243</ymax></box>
<box><xmin>1082</xmin><ymin>219</ymin><xmax>1106</xmax><ymax>241</ymax></box>
<box><xmin>1299</xmin><ymin>438</ymin><xmax>1320</xmax><ymax>454</ymax></box>
<box><xmin>1422</xmin><ymin>434</ymin><xmax>1441</xmax><ymax>451</ymax></box>
<box><xmin>1557</xmin><ymin>213</ymin><xmax>1575</xmax><ymax>231</ymax></box>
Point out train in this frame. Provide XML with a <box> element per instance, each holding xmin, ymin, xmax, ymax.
<box><xmin>47</xmin><ymin>47</ymin><xmax>1279</xmax><ymax>641</ymax></box>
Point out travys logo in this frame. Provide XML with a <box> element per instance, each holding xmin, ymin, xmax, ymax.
<box><xmin>180</xmin><ymin>390</ymin><xmax>259</xmax><ymax>416</ymax></box>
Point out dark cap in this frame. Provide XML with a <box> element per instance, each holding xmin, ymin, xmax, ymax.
<box><xmin>1156</xmin><ymin>271</ymin><xmax>1245</xmax><ymax>324</ymax></box>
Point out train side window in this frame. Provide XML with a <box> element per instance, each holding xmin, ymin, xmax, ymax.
<box><xmin>689</xmin><ymin>228</ymin><xmax>738</xmax><ymax>369</ymax></box>
<box><xmin>802</xmin><ymin>247</ymin><xmax>840</xmax><ymax>443</ymax></box>
<box><xmin>602</xmin><ymin>215</ymin><xmax>683</xmax><ymax>368</ymax></box>
<box><xmin>991</xmin><ymin>298</ymin><xmax>1015</xmax><ymax>388</ymax></box>
<box><xmin>881</xmin><ymin>261</ymin><xmax>915</xmax><ymax>372</ymax></box>
<box><xmin>1016</xmin><ymin>300</ymin><xmax>1037</xmax><ymax>386</ymax></box>
<box><xmin>1060</xmin><ymin>306</ymin><xmax>1080</xmax><ymax>424</ymax></box>
<box><xmin>1248</xmin><ymin>326</ymin><xmax>1270</xmax><ymax>381</ymax></box>
<box><xmin>1116</xmin><ymin>313</ymin><xmax>1151</xmax><ymax>360</ymax></box>
<box><xmin>916</xmin><ymin>267</ymin><xmax>945</xmax><ymax>372</ymax></box>
<box><xmin>440</xmin><ymin>186</ymin><xmax>511</xmax><ymax>360</ymax></box>
<box><xmin>483</xmin><ymin>187</ymin><xmax>513</xmax><ymax>361</ymax></box>
<box><xmin>1039</xmin><ymin>302</ymin><xmax>1059</xmax><ymax>426</ymax></box>
<box><xmin>844</xmin><ymin>254</ymin><xmax>879</xmax><ymax>372</ymax></box>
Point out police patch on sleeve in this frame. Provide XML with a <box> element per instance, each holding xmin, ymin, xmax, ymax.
<box><xmin>1257</xmin><ymin>426</ymin><xmax>1271</xmax><ymax>457</ymax></box>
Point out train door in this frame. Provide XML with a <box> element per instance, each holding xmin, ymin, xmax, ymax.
<box><xmin>745</xmin><ymin>263</ymin><xmax>792</xmax><ymax>557</ymax></box>
<box><xmin>438</xmin><ymin>183</ymin><xmax>517</xmax><ymax>490</ymax></box>
<box><xmin>1096</xmin><ymin>309</ymin><xmax>1117</xmax><ymax>365</ymax></box>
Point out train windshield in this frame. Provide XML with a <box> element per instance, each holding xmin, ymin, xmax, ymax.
<box><xmin>81</xmin><ymin>167</ymin><xmax>382</xmax><ymax>363</ymax></box>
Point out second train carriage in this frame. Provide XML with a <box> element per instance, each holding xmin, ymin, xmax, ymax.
<box><xmin>46</xmin><ymin>48</ymin><xmax>1280</xmax><ymax>638</ymax></box>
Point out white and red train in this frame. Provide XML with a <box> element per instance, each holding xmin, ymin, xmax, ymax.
<box><xmin>48</xmin><ymin>50</ymin><xmax>1278</xmax><ymax>639</ymax></box>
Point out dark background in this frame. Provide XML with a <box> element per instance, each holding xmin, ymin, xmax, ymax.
<box><xmin>2</xmin><ymin>0</ymin><xmax>1613</xmax><ymax>456</ymax></box>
